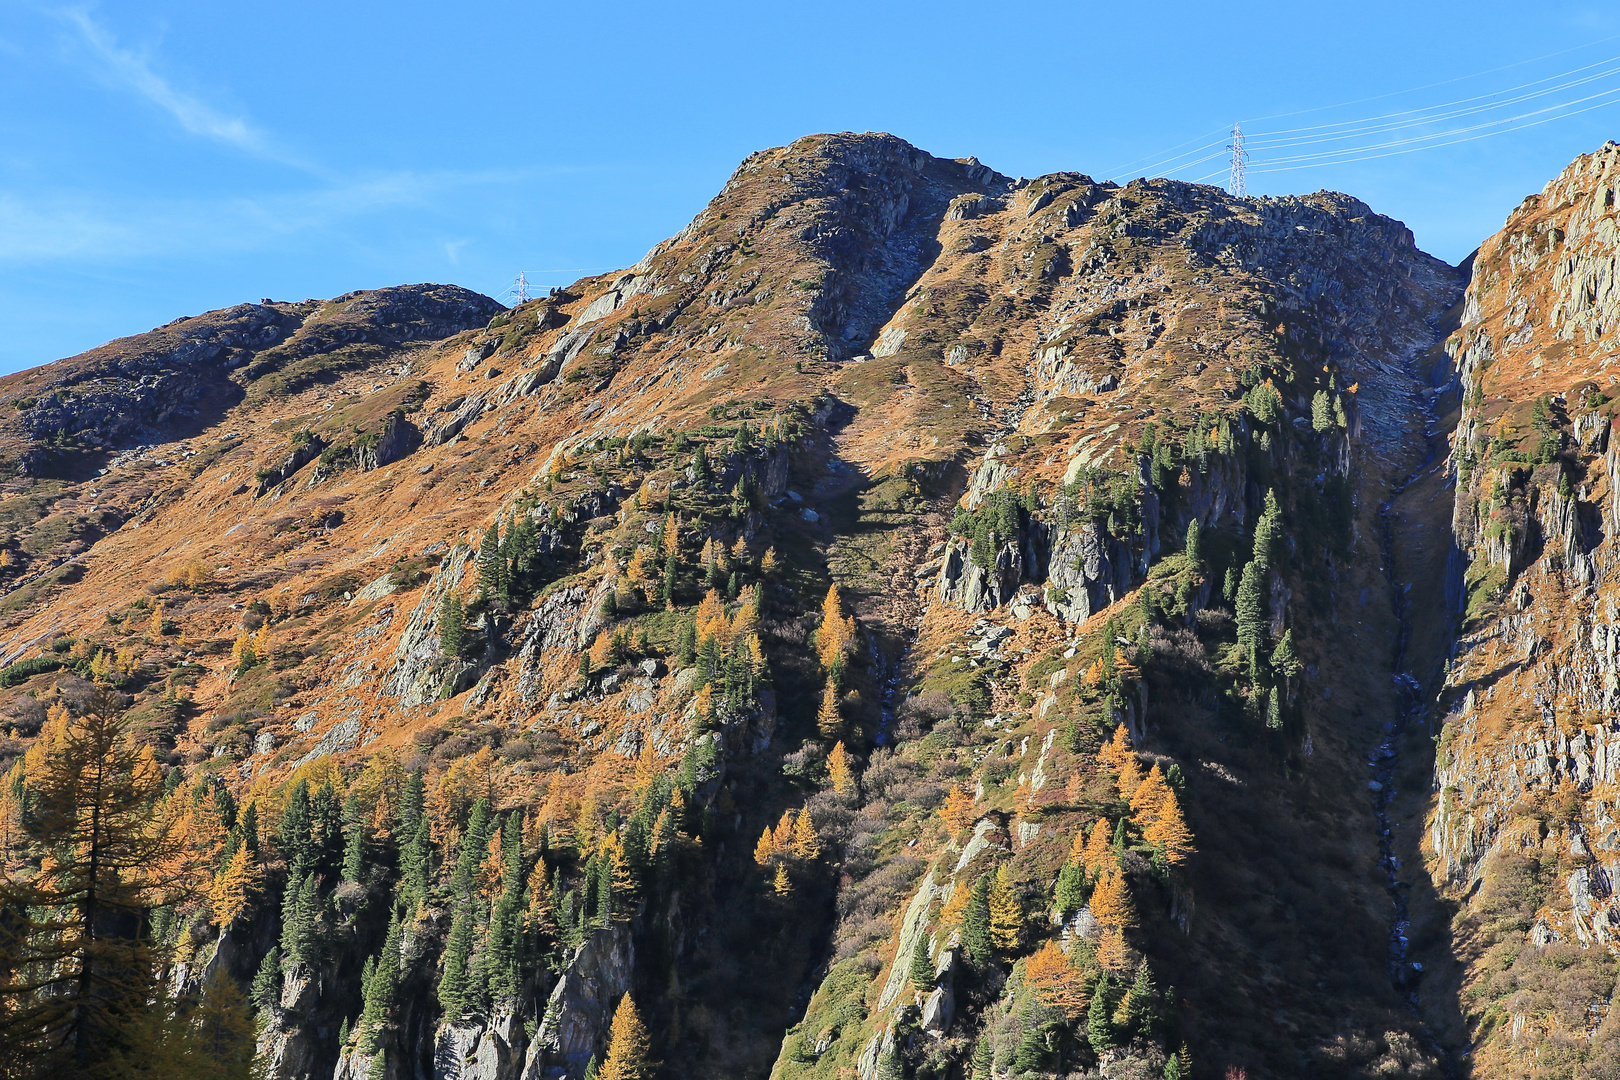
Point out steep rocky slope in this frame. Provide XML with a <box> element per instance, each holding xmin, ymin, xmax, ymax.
<box><xmin>0</xmin><ymin>131</ymin><xmax>1504</xmax><ymax>1080</ymax></box>
<box><xmin>1426</xmin><ymin>140</ymin><xmax>1620</xmax><ymax>1076</ymax></box>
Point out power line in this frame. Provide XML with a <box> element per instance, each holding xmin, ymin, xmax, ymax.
<box><xmin>1107</xmin><ymin>38</ymin><xmax>1620</xmax><ymax>188</ymax></box>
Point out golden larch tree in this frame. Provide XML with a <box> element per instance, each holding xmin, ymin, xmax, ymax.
<box><xmin>817</xmin><ymin>584</ymin><xmax>855</xmax><ymax>669</ymax></box>
<box><xmin>940</xmin><ymin>788</ymin><xmax>976</xmax><ymax>833</ymax></box>
<box><xmin>1096</xmin><ymin>925</ymin><xmax>1132</xmax><ymax>972</ymax></box>
<box><xmin>987</xmin><ymin>865</ymin><xmax>1022</xmax><ymax>951</ymax></box>
<box><xmin>753</xmin><ymin>826</ymin><xmax>778</xmax><ymax>866</ymax></box>
<box><xmin>1080</xmin><ymin>819</ymin><xmax>1114</xmax><ymax>874</ymax></box>
<box><xmin>815</xmin><ymin>680</ymin><xmax>843</xmax><ymax>739</ymax></box>
<box><xmin>208</xmin><ymin>844</ymin><xmax>260</xmax><ymax>929</ymax></box>
<box><xmin>1089</xmin><ymin>866</ymin><xmax>1136</xmax><ymax>931</ymax></box>
<box><xmin>597</xmin><ymin>994</ymin><xmax>653</xmax><ymax>1080</ymax></box>
<box><xmin>1024</xmin><ymin>940</ymin><xmax>1090</xmax><ymax>1019</ymax></box>
<box><xmin>0</xmin><ymin>688</ymin><xmax>186</xmax><ymax>1066</ymax></box>
<box><xmin>827</xmin><ymin>742</ymin><xmax>855</xmax><ymax>796</ymax></box>
<box><xmin>790</xmin><ymin>809</ymin><xmax>821</xmax><ymax>860</ymax></box>
<box><xmin>1129</xmin><ymin>763</ymin><xmax>1172</xmax><ymax>826</ymax></box>
<box><xmin>770</xmin><ymin>809</ymin><xmax>795</xmax><ymax>852</ymax></box>
<box><xmin>1143</xmin><ymin>789</ymin><xmax>1195</xmax><ymax>867</ymax></box>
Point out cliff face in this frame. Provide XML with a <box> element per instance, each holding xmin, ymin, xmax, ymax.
<box><xmin>1428</xmin><ymin>141</ymin><xmax>1620</xmax><ymax>1074</ymax></box>
<box><xmin>20</xmin><ymin>129</ymin><xmax>1603</xmax><ymax>1080</ymax></box>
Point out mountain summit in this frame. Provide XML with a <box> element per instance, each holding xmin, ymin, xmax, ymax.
<box><xmin>0</xmin><ymin>132</ymin><xmax>1611</xmax><ymax>1080</ymax></box>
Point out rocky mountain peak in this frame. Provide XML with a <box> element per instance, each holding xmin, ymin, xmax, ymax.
<box><xmin>9</xmin><ymin>132</ymin><xmax>1620</xmax><ymax>1080</ymax></box>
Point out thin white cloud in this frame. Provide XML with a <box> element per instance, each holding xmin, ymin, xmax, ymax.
<box><xmin>58</xmin><ymin>8</ymin><xmax>303</xmax><ymax>167</ymax></box>
<box><xmin>0</xmin><ymin>169</ymin><xmax>540</xmax><ymax>262</ymax></box>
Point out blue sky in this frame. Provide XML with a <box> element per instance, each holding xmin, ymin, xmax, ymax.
<box><xmin>2</xmin><ymin>0</ymin><xmax>1619</xmax><ymax>373</ymax></box>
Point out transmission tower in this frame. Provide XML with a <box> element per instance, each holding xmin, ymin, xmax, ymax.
<box><xmin>513</xmin><ymin>270</ymin><xmax>531</xmax><ymax>305</ymax></box>
<box><xmin>1227</xmin><ymin>123</ymin><xmax>1249</xmax><ymax>197</ymax></box>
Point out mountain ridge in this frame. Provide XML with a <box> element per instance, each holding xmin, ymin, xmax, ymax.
<box><xmin>0</xmin><ymin>131</ymin><xmax>1611</xmax><ymax>1080</ymax></box>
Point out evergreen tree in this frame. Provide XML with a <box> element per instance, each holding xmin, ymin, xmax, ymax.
<box><xmin>278</xmin><ymin>778</ymin><xmax>312</xmax><ymax>873</ymax></box>
<box><xmin>1013</xmin><ymin>1020</ymin><xmax>1050</xmax><ymax>1073</ymax></box>
<box><xmin>1252</xmin><ymin>489</ymin><xmax>1281</xmax><ymax>570</ymax></box>
<box><xmin>311</xmin><ymin>783</ymin><xmax>342</xmax><ymax>874</ymax></box>
<box><xmin>1267</xmin><ymin>685</ymin><xmax>1283</xmax><ymax>730</ymax></box>
<box><xmin>485</xmin><ymin>866</ymin><xmax>524</xmax><ymax>1007</ymax></box>
<box><xmin>1164</xmin><ymin>1053</ymin><xmax>1182</xmax><ymax>1080</ymax></box>
<box><xmin>400</xmin><ymin>813</ymin><xmax>433</xmax><ymax>911</ymax></box>
<box><xmin>1086</xmin><ymin>972</ymin><xmax>1118</xmax><ymax>1055</ymax></box>
<box><xmin>1120</xmin><ymin>961</ymin><xmax>1160</xmax><ymax>1038</ymax></box>
<box><xmin>908</xmin><ymin>933</ymin><xmax>935</xmax><ymax>993</ymax></box>
<box><xmin>1271</xmin><ymin>628</ymin><xmax>1301</xmax><ymax>680</ymax></box>
<box><xmin>341</xmin><ymin>790</ymin><xmax>368</xmax><ymax>884</ymax></box>
<box><xmin>1222</xmin><ymin>565</ymin><xmax>1239</xmax><ymax>603</ymax></box>
<box><xmin>358</xmin><ymin>914</ymin><xmax>401</xmax><ymax>1050</ymax></box>
<box><xmin>477</xmin><ymin>522</ymin><xmax>508</xmax><ymax>602</ymax></box>
<box><xmin>676</xmin><ymin>621</ymin><xmax>697</xmax><ymax>666</ymax></box>
<box><xmin>660</xmin><ymin>550</ymin><xmax>678</xmax><ymax>607</ymax></box>
<box><xmin>281</xmin><ymin>872</ymin><xmax>321</xmax><ymax>969</ymax></box>
<box><xmin>239</xmin><ymin>800</ymin><xmax>260</xmax><ymax>858</ymax></box>
<box><xmin>439</xmin><ymin>594</ymin><xmax>466</xmax><ymax>657</ymax></box>
<box><xmin>1183</xmin><ymin>517</ymin><xmax>1201</xmax><ymax>567</ymax></box>
<box><xmin>437</xmin><ymin>907</ymin><xmax>475</xmax><ymax>1017</ymax></box>
<box><xmin>1311</xmin><ymin>389</ymin><xmax>1334</xmax><ymax>432</ymax></box>
<box><xmin>1054</xmin><ymin>859</ymin><xmax>1088</xmax><ymax>918</ymax></box>
<box><xmin>875</xmin><ymin>1044</ymin><xmax>905</xmax><ymax>1080</ymax></box>
<box><xmin>450</xmin><ymin>798</ymin><xmax>493</xmax><ymax>898</ymax></box>
<box><xmin>969</xmin><ymin>1038</ymin><xmax>992</xmax><ymax>1080</ymax></box>
<box><xmin>597</xmin><ymin>994</ymin><xmax>653</xmax><ymax>1080</ymax></box>
<box><xmin>962</xmin><ymin>874</ymin><xmax>993</xmax><ymax>961</ymax></box>
<box><xmin>250</xmin><ymin>947</ymin><xmax>282</xmax><ymax>1012</ymax></box>
<box><xmin>592</xmin><ymin>852</ymin><xmax>615</xmax><ymax>927</ymax></box>
<box><xmin>1234</xmin><ymin>559</ymin><xmax>1267</xmax><ymax>654</ymax></box>
<box><xmin>398</xmin><ymin>769</ymin><xmax>425</xmax><ymax>833</ymax></box>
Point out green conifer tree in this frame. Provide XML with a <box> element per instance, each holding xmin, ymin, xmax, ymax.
<box><xmin>1234</xmin><ymin>559</ymin><xmax>1267</xmax><ymax>653</ymax></box>
<box><xmin>341</xmin><ymin>790</ymin><xmax>368</xmax><ymax>885</ymax></box>
<box><xmin>250</xmin><ymin>946</ymin><xmax>282</xmax><ymax>1012</ymax></box>
<box><xmin>1184</xmin><ymin>518</ymin><xmax>1201</xmax><ymax>568</ymax></box>
<box><xmin>970</xmin><ymin>1038</ymin><xmax>992</xmax><ymax>1080</ymax></box>
<box><xmin>400</xmin><ymin>813</ymin><xmax>433</xmax><ymax>911</ymax></box>
<box><xmin>358</xmin><ymin>914</ymin><xmax>401</xmax><ymax>1050</ymax></box>
<box><xmin>908</xmin><ymin>934</ymin><xmax>934</xmax><ymax>993</ymax></box>
<box><xmin>1086</xmin><ymin>972</ymin><xmax>1118</xmax><ymax>1055</ymax></box>
<box><xmin>437</xmin><ymin>907</ymin><xmax>475</xmax><ymax>1017</ymax></box>
<box><xmin>660</xmin><ymin>550</ymin><xmax>678</xmax><ymax>606</ymax></box>
<box><xmin>963</xmin><ymin>874</ymin><xmax>993</xmax><ymax>961</ymax></box>
<box><xmin>281</xmin><ymin>873</ymin><xmax>321</xmax><ymax>969</ymax></box>
<box><xmin>1055</xmin><ymin>859</ymin><xmax>1088</xmax><ymax>918</ymax></box>
<box><xmin>477</xmin><ymin>522</ymin><xmax>508</xmax><ymax>602</ymax></box>
<box><xmin>1120</xmin><ymin>960</ymin><xmax>1159</xmax><ymax>1038</ymax></box>
<box><xmin>439</xmin><ymin>594</ymin><xmax>466</xmax><ymax>657</ymax></box>
<box><xmin>1013</xmin><ymin>1021</ymin><xmax>1049</xmax><ymax>1073</ymax></box>
<box><xmin>1271</xmin><ymin>628</ymin><xmax>1301</xmax><ymax>680</ymax></box>
<box><xmin>450</xmin><ymin>799</ymin><xmax>493</xmax><ymax>899</ymax></box>
<box><xmin>1311</xmin><ymin>389</ymin><xmax>1334</xmax><ymax>432</ymax></box>
<box><xmin>278</xmin><ymin>779</ymin><xmax>312</xmax><ymax>873</ymax></box>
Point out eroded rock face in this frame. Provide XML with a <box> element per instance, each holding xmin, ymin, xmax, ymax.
<box><xmin>381</xmin><ymin>543</ymin><xmax>473</xmax><ymax>707</ymax></box>
<box><xmin>522</xmin><ymin>927</ymin><xmax>634</xmax><ymax>1079</ymax></box>
<box><xmin>1434</xmin><ymin>141</ymin><xmax>1620</xmax><ymax>1071</ymax></box>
